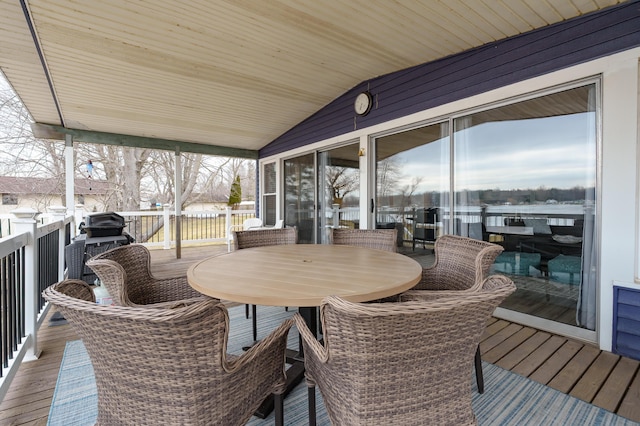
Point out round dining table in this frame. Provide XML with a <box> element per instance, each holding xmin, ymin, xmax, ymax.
<box><xmin>187</xmin><ymin>243</ymin><xmax>422</xmax><ymax>418</ymax></box>
<box><xmin>187</xmin><ymin>244</ymin><xmax>422</xmax><ymax>307</ymax></box>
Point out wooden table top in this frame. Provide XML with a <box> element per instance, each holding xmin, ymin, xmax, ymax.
<box><xmin>187</xmin><ymin>244</ymin><xmax>422</xmax><ymax>307</ymax></box>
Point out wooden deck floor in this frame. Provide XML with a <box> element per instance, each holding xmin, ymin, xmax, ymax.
<box><xmin>2</xmin><ymin>244</ymin><xmax>640</xmax><ymax>425</ymax></box>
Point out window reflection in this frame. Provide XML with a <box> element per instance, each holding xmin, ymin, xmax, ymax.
<box><xmin>373</xmin><ymin>83</ymin><xmax>598</xmax><ymax>331</ymax></box>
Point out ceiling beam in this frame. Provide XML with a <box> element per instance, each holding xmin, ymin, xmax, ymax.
<box><xmin>31</xmin><ymin>123</ymin><xmax>258</xmax><ymax>159</ymax></box>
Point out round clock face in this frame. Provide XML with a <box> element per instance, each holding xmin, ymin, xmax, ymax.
<box><xmin>354</xmin><ymin>91</ymin><xmax>373</xmax><ymax>116</ymax></box>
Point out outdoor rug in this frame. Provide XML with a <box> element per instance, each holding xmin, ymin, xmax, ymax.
<box><xmin>48</xmin><ymin>305</ymin><xmax>639</xmax><ymax>426</ymax></box>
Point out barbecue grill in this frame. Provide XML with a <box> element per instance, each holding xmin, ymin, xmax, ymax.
<box><xmin>80</xmin><ymin>212</ymin><xmax>126</xmax><ymax>237</ymax></box>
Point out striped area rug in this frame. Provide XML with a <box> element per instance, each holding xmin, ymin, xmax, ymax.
<box><xmin>48</xmin><ymin>305</ymin><xmax>639</xmax><ymax>426</ymax></box>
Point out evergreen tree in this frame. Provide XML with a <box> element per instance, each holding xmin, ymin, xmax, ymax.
<box><xmin>228</xmin><ymin>174</ymin><xmax>242</xmax><ymax>209</ymax></box>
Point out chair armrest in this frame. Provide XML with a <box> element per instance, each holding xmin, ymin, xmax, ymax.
<box><xmin>293</xmin><ymin>313</ymin><xmax>328</xmax><ymax>363</ymax></box>
<box><xmin>399</xmin><ymin>290</ymin><xmax>472</xmax><ymax>302</ymax></box>
<box><xmin>224</xmin><ymin>317</ymin><xmax>294</xmax><ymax>389</ymax></box>
<box><xmin>410</xmin><ymin>267</ymin><xmax>441</xmax><ymax>291</ymax></box>
<box><xmin>139</xmin><ymin>296</ymin><xmax>211</xmax><ymax>309</ymax></box>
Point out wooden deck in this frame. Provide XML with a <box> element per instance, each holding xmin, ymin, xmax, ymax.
<box><xmin>2</xmin><ymin>244</ymin><xmax>640</xmax><ymax>425</ymax></box>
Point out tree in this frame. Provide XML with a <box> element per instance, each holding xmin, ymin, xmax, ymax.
<box><xmin>1</xmin><ymin>76</ymin><xmax>259</xmax><ymax>215</ymax></box>
<box><xmin>228</xmin><ymin>175</ymin><xmax>242</xmax><ymax>209</ymax></box>
<box><xmin>325</xmin><ymin>166</ymin><xmax>358</xmax><ymax>206</ymax></box>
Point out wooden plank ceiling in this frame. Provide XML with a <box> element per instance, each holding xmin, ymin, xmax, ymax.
<box><xmin>0</xmin><ymin>0</ymin><xmax>626</xmax><ymax>155</ymax></box>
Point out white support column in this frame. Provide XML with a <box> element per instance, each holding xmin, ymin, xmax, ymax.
<box><xmin>64</xmin><ymin>135</ymin><xmax>75</xmax><ymax>234</ymax></box>
<box><xmin>226</xmin><ymin>206</ymin><xmax>233</xmax><ymax>252</ymax></box>
<box><xmin>11</xmin><ymin>208</ymin><xmax>41</xmax><ymax>360</ymax></box>
<box><xmin>359</xmin><ymin>134</ymin><xmax>371</xmax><ymax>229</ymax></box>
<box><xmin>174</xmin><ymin>147</ymin><xmax>182</xmax><ymax>259</ymax></box>
<box><xmin>50</xmin><ymin>206</ymin><xmax>68</xmax><ymax>283</ymax></box>
<box><xmin>163</xmin><ymin>204</ymin><xmax>171</xmax><ymax>249</ymax></box>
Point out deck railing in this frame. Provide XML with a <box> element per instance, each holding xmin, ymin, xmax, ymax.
<box><xmin>0</xmin><ymin>206</ymin><xmax>260</xmax><ymax>402</ymax></box>
<box><xmin>117</xmin><ymin>206</ymin><xmax>257</xmax><ymax>248</ymax></box>
<box><xmin>0</xmin><ymin>208</ymin><xmax>72</xmax><ymax>402</ymax></box>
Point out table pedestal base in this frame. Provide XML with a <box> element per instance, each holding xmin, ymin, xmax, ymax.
<box><xmin>253</xmin><ymin>349</ymin><xmax>305</xmax><ymax>418</ymax></box>
<box><xmin>254</xmin><ymin>306</ymin><xmax>317</xmax><ymax>418</ymax></box>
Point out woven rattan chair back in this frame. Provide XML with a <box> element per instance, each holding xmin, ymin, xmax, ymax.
<box><xmin>86</xmin><ymin>243</ymin><xmax>204</xmax><ymax>307</ymax></box>
<box><xmin>43</xmin><ymin>280</ymin><xmax>293</xmax><ymax>426</ymax></box>
<box><xmin>233</xmin><ymin>226</ymin><xmax>297</xmax><ymax>341</ymax></box>
<box><xmin>295</xmin><ymin>275</ymin><xmax>515</xmax><ymax>425</ymax></box>
<box><xmin>331</xmin><ymin>228</ymin><xmax>397</xmax><ymax>252</ymax></box>
<box><xmin>233</xmin><ymin>227</ymin><xmax>297</xmax><ymax>251</ymax></box>
<box><xmin>413</xmin><ymin>234</ymin><xmax>504</xmax><ymax>291</ymax></box>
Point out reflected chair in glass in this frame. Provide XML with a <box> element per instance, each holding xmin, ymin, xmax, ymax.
<box><xmin>331</xmin><ymin>228</ymin><xmax>397</xmax><ymax>252</ymax></box>
<box><xmin>294</xmin><ymin>275</ymin><xmax>515</xmax><ymax>425</ymax></box>
<box><xmin>43</xmin><ymin>279</ymin><xmax>293</xmax><ymax>426</ymax></box>
<box><xmin>233</xmin><ymin>227</ymin><xmax>298</xmax><ymax>342</ymax></box>
<box><xmin>400</xmin><ymin>234</ymin><xmax>504</xmax><ymax>393</ymax></box>
<box><xmin>412</xmin><ymin>207</ymin><xmax>439</xmax><ymax>251</ymax></box>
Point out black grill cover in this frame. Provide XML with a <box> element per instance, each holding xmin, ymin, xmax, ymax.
<box><xmin>81</xmin><ymin>212</ymin><xmax>125</xmax><ymax>237</ymax></box>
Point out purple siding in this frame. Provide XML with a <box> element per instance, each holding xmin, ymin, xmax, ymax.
<box><xmin>260</xmin><ymin>1</ymin><xmax>640</xmax><ymax>158</ymax></box>
<box><xmin>613</xmin><ymin>286</ymin><xmax>640</xmax><ymax>361</ymax></box>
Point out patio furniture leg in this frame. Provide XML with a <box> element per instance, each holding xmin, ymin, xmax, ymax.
<box><xmin>475</xmin><ymin>345</ymin><xmax>484</xmax><ymax>394</ymax></box>
<box><xmin>308</xmin><ymin>385</ymin><xmax>317</xmax><ymax>426</ymax></box>
<box><xmin>245</xmin><ymin>304</ymin><xmax>250</xmax><ymax>319</ymax></box>
<box><xmin>252</xmin><ymin>304</ymin><xmax>258</xmax><ymax>341</ymax></box>
<box><xmin>275</xmin><ymin>393</ymin><xmax>284</xmax><ymax>426</ymax></box>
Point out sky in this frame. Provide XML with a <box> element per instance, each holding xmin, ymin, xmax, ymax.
<box><xmin>393</xmin><ymin>112</ymin><xmax>595</xmax><ymax>193</ymax></box>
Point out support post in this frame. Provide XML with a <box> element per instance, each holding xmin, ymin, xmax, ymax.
<box><xmin>174</xmin><ymin>147</ymin><xmax>182</xmax><ymax>259</ymax></box>
<box><xmin>163</xmin><ymin>204</ymin><xmax>171</xmax><ymax>250</ymax></box>
<box><xmin>64</xmin><ymin>134</ymin><xmax>75</xmax><ymax>236</ymax></box>
<box><xmin>226</xmin><ymin>206</ymin><xmax>233</xmax><ymax>252</ymax></box>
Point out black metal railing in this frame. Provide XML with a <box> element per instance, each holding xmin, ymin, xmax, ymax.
<box><xmin>0</xmin><ymin>246</ymin><xmax>25</xmax><ymax>378</ymax></box>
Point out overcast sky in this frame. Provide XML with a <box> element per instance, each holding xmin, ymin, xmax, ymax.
<box><xmin>394</xmin><ymin>112</ymin><xmax>595</xmax><ymax>193</ymax></box>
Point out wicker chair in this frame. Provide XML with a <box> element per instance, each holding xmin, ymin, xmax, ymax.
<box><xmin>233</xmin><ymin>227</ymin><xmax>298</xmax><ymax>342</ymax></box>
<box><xmin>400</xmin><ymin>234</ymin><xmax>504</xmax><ymax>393</ymax></box>
<box><xmin>407</xmin><ymin>234</ymin><xmax>504</xmax><ymax>292</ymax></box>
<box><xmin>86</xmin><ymin>243</ymin><xmax>206</xmax><ymax>308</ymax></box>
<box><xmin>43</xmin><ymin>279</ymin><xmax>294</xmax><ymax>426</ymax></box>
<box><xmin>294</xmin><ymin>275</ymin><xmax>515</xmax><ymax>426</ymax></box>
<box><xmin>330</xmin><ymin>228</ymin><xmax>397</xmax><ymax>252</ymax></box>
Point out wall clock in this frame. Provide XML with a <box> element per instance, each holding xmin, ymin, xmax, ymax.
<box><xmin>354</xmin><ymin>91</ymin><xmax>373</xmax><ymax>116</ymax></box>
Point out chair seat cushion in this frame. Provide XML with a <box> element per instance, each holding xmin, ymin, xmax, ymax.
<box><xmin>548</xmin><ymin>255</ymin><xmax>581</xmax><ymax>284</ymax></box>
<box><xmin>494</xmin><ymin>251</ymin><xmax>541</xmax><ymax>276</ymax></box>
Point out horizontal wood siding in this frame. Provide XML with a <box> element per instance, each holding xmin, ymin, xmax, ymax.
<box><xmin>260</xmin><ymin>2</ymin><xmax>640</xmax><ymax>158</ymax></box>
<box><xmin>613</xmin><ymin>286</ymin><xmax>640</xmax><ymax>360</ymax></box>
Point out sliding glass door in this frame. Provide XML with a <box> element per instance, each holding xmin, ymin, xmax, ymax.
<box><xmin>318</xmin><ymin>143</ymin><xmax>361</xmax><ymax>243</ymax></box>
<box><xmin>375</xmin><ymin>122</ymin><xmax>450</xmax><ymax>251</ymax></box>
<box><xmin>284</xmin><ymin>153</ymin><xmax>316</xmax><ymax>244</ymax></box>
<box><xmin>453</xmin><ymin>83</ymin><xmax>597</xmax><ymax>331</ymax></box>
<box><xmin>370</xmin><ymin>81</ymin><xmax>598</xmax><ymax>337</ymax></box>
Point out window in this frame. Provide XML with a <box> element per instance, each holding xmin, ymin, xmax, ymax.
<box><xmin>2</xmin><ymin>194</ymin><xmax>17</xmax><ymax>205</ymax></box>
<box><xmin>262</xmin><ymin>162</ymin><xmax>277</xmax><ymax>226</ymax></box>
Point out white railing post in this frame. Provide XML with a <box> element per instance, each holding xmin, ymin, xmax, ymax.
<box><xmin>50</xmin><ymin>206</ymin><xmax>68</xmax><ymax>283</ymax></box>
<box><xmin>163</xmin><ymin>204</ymin><xmax>171</xmax><ymax>249</ymax></box>
<box><xmin>226</xmin><ymin>206</ymin><xmax>233</xmax><ymax>252</ymax></box>
<box><xmin>11</xmin><ymin>207</ymin><xmax>41</xmax><ymax>360</ymax></box>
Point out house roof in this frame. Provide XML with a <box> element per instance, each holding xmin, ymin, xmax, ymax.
<box><xmin>0</xmin><ymin>1</ymin><xmax>627</xmax><ymax>157</ymax></box>
<box><xmin>0</xmin><ymin>176</ymin><xmax>109</xmax><ymax>195</ymax></box>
